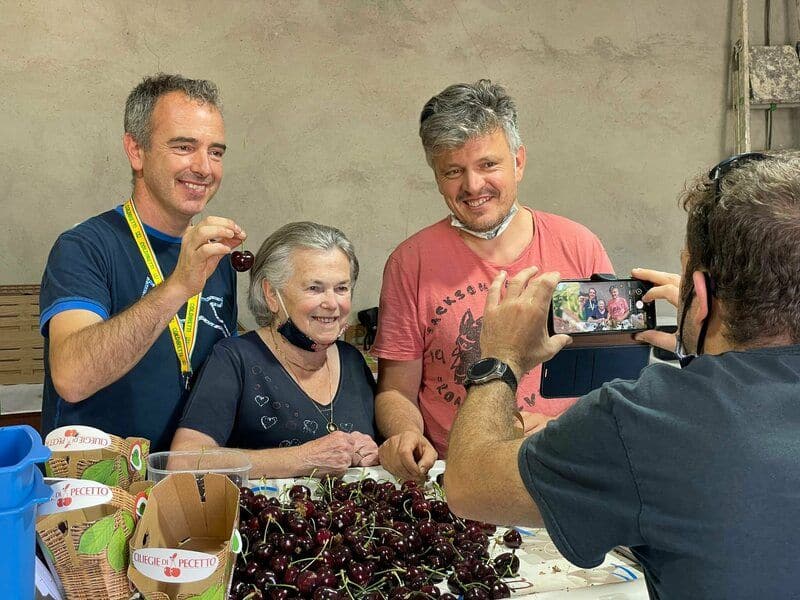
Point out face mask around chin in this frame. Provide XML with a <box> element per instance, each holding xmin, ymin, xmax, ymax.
<box><xmin>274</xmin><ymin>290</ymin><xmax>347</xmax><ymax>352</ymax></box>
<box><xmin>277</xmin><ymin>317</ymin><xmax>321</xmax><ymax>352</ymax></box>
<box><xmin>450</xmin><ymin>204</ymin><xmax>518</xmax><ymax>240</ymax></box>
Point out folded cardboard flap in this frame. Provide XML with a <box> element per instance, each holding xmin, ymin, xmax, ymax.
<box><xmin>128</xmin><ymin>473</ymin><xmax>240</xmax><ymax>600</ymax></box>
<box><xmin>201</xmin><ymin>472</ymin><xmax>240</xmax><ymax>540</ymax></box>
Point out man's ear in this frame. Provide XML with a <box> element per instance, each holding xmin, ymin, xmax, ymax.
<box><xmin>691</xmin><ymin>271</ymin><xmax>710</xmax><ymax>324</ymax></box>
<box><xmin>123</xmin><ymin>132</ymin><xmax>144</xmax><ymax>173</ymax></box>
<box><xmin>514</xmin><ymin>144</ymin><xmax>526</xmax><ymax>183</ymax></box>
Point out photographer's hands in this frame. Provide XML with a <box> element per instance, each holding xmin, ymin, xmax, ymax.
<box><xmin>632</xmin><ymin>267</ymin><xmax>682</xmax><ymax>351</ymax></box>
<box><xmin>480</xmin><ymin>267</ymin><xmax>572</xmax><ymax>379</ymax></box>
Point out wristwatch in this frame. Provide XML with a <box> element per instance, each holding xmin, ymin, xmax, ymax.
<box><xmin>464</xmin><ymin>358</ymin><xmax>518</xmax><ymax>394</ymax></box>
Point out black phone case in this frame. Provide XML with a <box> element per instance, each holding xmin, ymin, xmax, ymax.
<box><xmin>539</xmin><ymin>345</ymin><xmax>651</xmax><ymax>398</ymax></box>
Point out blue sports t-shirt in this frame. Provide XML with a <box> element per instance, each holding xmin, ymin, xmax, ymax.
<box><xmin>519</xmin><ymin>346</ymin><xmax>800</xmax><ymax>599</ymax></box>
<box><xmin>39</xmin><ymin>206</ymin><xmax>238</xmax><ymax>451</ymax></box>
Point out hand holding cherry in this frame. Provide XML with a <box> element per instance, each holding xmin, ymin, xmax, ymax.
<box><xmin>170</xmin><ymin>217</ymin><xmax>247</xmax><ymax>297</ymax></box>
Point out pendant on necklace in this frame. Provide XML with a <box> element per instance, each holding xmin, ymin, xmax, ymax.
<box><xmin>326</xmin><ymin>422</ymin><xmax>338</xmax><ymax>433</ymax></box>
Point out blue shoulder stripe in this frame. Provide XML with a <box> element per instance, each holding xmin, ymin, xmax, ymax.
<box><xmin>39</xmin><ymin>298</ymin><xmax>110</xmax><ymax>335</ymax></box>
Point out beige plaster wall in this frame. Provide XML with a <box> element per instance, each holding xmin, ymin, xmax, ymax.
<box><xmin>2</xmin><ymin>1</ymin><xmax>798</xmax><ymax>328</ymax></box>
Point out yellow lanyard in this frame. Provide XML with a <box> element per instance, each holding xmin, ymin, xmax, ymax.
<box><xmin>122</xmin><ymin>199</ymin><xmax>200</xmax><ymax>388</ymax></box>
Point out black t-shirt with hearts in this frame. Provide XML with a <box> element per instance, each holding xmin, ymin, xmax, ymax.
<box><xmin>178</xmin><ymin>331</ymin><xmax>377</xmax><ymax>448</ymax></box>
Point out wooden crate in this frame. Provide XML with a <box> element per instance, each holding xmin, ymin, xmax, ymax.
<box><xmin>0</xmin><ymin>285</ymin><xmax>44</xmax><ymax>385</ymax></box>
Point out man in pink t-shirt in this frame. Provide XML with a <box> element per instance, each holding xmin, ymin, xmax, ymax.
<box><xmin>372</xmin><ymin>80</ymin><xmax>613</xmax><ymax>482</ymax></box>
<box><xmin>606</xmin><ymin>285</ymin><xmax>630</xmax><ymax>322</ymax></box>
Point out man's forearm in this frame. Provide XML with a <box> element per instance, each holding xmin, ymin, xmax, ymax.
<box><xmin>375</xmin><ymin>390</ymin><xmax>425</xmax><ymax>438</ymax></box>
<box><xmin>449</xmin><ymin>380</ymin><xmax>519</xmax><ymax>459</ymax></box>
<box><xmin>446</xmin><ymin>379</ymin><xmax>542</xmax><ymax>526</ymax></box>
<box><xmin>51</xmin><ymin>280</ymin><xmax>191</xmax><ymax>402</ymax></box>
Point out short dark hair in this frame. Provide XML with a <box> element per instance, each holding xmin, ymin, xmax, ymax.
<box><xmin>124</xmin><ymin>73</ymin><xmax>221</xmax><ymax>149</ymax></box>
<box><xmin>681</xmin><ymin>150</ymin><xmax>800</xmax><ymax>345</ymax></box>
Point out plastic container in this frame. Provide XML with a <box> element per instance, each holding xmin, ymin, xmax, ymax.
<box><xmin>147</xmin><ymin>449</ymin><xmax>251</xmax><ymax>487</ymax></box>
<box><xmin>0</xmin><ymin>424</ymin><xmax>51</xmax><ymax>510</ymax></box>
<box><xmin>0</xmin><ymin>469</ymin><xmax>52</xmax><ymax>600</ymax></box>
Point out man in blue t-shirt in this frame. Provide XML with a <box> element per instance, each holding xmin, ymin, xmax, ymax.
<box><xmin>444</xmin><ymin>151</ymin><xmax>800</xmax><ymax>599</ymax></box>
<box><xmin>40</xmin><ymin>74</ymin><xmax>247</xmax><ymax>451</ymax></box>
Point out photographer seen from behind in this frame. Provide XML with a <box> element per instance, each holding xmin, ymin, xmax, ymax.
<box><xmin>445</xmin><ymin>151</ymin><xmax>800</xmax><ymax>599</ymax></box>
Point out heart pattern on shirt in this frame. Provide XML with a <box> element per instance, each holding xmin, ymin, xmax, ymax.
<box><xmin>261</xmin><ymin>416</ymin><xmax>278</xmax><ymax>430</ymax></box>
<box><xmin>303</xmin><ymin>420</ymin><xmax>318</xmax><ymax>435</ymax></box>
<box><xmin>254</xmin><ymin>395</ymin><xmax>269</xmax><ymax>407</ymax></box>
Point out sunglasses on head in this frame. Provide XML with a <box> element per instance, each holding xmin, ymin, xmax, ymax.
<box><xmin>708</xmin><ymin>152</ymin><xmax>768</xmax><ymax>201</ymax></box>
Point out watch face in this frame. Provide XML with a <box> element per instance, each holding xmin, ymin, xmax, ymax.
<box><xmin>469</xmin><ymin>358</ymin><xmax>499</xmax><ymax>379</ymax></box>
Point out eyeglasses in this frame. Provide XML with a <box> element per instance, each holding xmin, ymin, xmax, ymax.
<box><xmin>708</xmin><ymin>152</ymin><xmax>768</xmax><ymax>201</ymax></box>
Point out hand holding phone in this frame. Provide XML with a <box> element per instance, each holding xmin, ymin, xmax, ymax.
<box><xmin>631</xmin><ymin>267</ymin><xmax>682</xmax><ymax>352</ymax></box>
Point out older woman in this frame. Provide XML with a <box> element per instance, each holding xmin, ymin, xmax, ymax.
<box><xmin>171</xmin><ymin>222</ymin><xmax>379</xmax><ymax>478</ymax></box>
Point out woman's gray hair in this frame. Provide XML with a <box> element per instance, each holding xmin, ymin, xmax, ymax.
<box><xmin>419</xmin><ymin>79</ymin><xmax>522</xmax><ymax>167</ymax></box>
<box><xmin>248</xmin><ymin>222</ymin><xmax>360</xmax><ymax>327</ymax></box>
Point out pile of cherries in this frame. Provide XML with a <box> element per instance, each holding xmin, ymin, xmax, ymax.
<box><xmin>230</xmin><ymin>475</ymin><xmax>523</xmax><ymax>600</ymax></box>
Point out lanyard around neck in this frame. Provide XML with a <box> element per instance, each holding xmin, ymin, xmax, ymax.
<box><xmin>122</xmin><ymin>199</ymin><xmax>200</xmax><ymax>385</ymax></box>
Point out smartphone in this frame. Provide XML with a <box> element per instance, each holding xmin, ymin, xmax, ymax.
<box><xmin>547</xmin><ymin>278</ymin><xmax>656</xmax><ymax>346</ymax></box>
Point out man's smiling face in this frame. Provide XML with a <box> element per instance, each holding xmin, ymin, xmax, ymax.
<box><xmin>130</xmin><ymin>91</ymin><xmax>226</xmax><ymax>224</ymax></box>
<box><xmin>432</xmin><ymin>129</ymin><xmax>525</xmax><ymax>233</ymax></box>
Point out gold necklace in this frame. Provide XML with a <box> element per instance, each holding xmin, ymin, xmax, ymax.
<box><xmin>270</xmin><ymin>328</ymin><xmax>337</xmax><ymax>432</ymax></box>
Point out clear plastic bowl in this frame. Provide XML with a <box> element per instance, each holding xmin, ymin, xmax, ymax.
<box><xmin>147</xmin><ymin>449</ymin><xmax>251</xmax><ymax>487</ymax></box>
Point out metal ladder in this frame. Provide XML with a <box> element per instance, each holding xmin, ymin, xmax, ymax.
<box><xmin>731</xmin><ymin>0</ymin><xmax>800</xmax><ymax>152</ymax></box>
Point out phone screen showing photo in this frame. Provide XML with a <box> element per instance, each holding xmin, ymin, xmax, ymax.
<box><xmin>551</xmin><ymin>279</ymin><xmax>655</xmax><ymax>335</ymax></box>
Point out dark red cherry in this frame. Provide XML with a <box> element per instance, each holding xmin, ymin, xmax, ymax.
<box><xmin>489</xmin><ymin>579</ymin><xmax>511</xmax><ymax>599</ymax></box>
<box><xmin>313</xmin><ymin>587</ymin><xmax>341</xmax><ymax>600</ymax></box>
<box><xmin>231</xmin><ymin>250</ymin><xmax>254</xmax><ymax>272</ymax></box>
<box><xmin>493</xmin><ymin>551</ymin><xmax>520</xmax><ymax>577</ymax></box>
<box><xmin>502</xmin><ymin>528</ymin><xmax>523</xmax><ymax>549</ymax></box>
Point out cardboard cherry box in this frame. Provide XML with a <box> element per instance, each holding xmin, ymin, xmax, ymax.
<box><xmin>36</xmin><ymin>478</ymin><xmax>140</xmax><ymax>600</ymax></box>
<box><xmin>44</xmin><ymin>425</ymin><xmax>149</xmax><ymax>491</ymax></box>
<box><xmin>128</xmin><ymin>472</ymin><xmax>240</xmax><ymax>600</ymax></box>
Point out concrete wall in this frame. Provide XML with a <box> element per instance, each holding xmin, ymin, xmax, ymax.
<box><xmin>2</xmin><ymin>0</ymin><xmax>798</xmax><ymax>328</ymax></box>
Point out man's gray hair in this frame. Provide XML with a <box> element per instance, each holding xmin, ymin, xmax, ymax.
<box><xmin>124</xmin><ymin>73</ymin><xmax>221</xmax><ymax>149</ymax></box>
<box><xmin>248</xmin><ymin>222</ymin><xmax>360</xmax><ymax>327</ymax></box>
<box><xmin>681</xmin><ymin>150</ymin><xmax>800</xmax><ymax>345</ymax></box>
<box><xmin>419</xmin><ymin>79</ymin><xmax>522</xmax><ymax>167</ymax></box>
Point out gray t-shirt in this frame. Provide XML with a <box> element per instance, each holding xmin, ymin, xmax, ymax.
<box><xmin>178</xmin><ymin>332</ymin><xmax>376</xmax><ymax>448</ymax></box>
<box><xmin>519</xmin><ymin>345</ymin><xmax>800</xmax><ymax>600</ymax></box>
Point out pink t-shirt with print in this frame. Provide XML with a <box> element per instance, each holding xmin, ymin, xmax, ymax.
<box><xmin>372</xmin><ymin>208</ymin><xmax>614</xmax><ymax>457</ymax></box>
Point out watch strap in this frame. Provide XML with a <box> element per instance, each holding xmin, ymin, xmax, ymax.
<box><xmin>465</xmin><ymin>358</ymin><xmax>518</xmax><ymax>394</ymax></box>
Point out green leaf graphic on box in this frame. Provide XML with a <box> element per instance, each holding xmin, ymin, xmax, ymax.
<box><xmin>121</xmin><ymin>511</ymin><xmax>135</xmax><ymax>535</ymax></box>
<box><xmin>44</xmin><ymin>463</ymin><xmax>54</xmax><ymax>477</ymax></box>
<box><xmin>188</xmin><ymin>583</ymin><xmax>223</xmax><ymax>600</ymax></box>
<box><xmin>82</xmin><ymin>459</ymin><xmax>120</xmax><ymax>486</ymax></box>
<box><xmin>130</xmin><ymin>445</ymin><xmax>142</xmax><ymax>473</ymax></box>
<box><xmin>106</xmin><ymin>526</ymin><xmax>128</xmax><ymax>572</ymax></box>
<box><xmin>78</xmin><ymin>515</ymin><xmax>115</xmax><ymax>555</ymax></box>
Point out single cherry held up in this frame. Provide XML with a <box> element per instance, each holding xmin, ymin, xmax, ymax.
<box><xmin>231</xmin><ymin>249</ymin><xmax>254</xmax><ymax>272</ymax></box>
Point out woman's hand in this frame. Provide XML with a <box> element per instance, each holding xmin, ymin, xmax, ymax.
<box><xmin>298</xmin><ymin>431</ymin><xmax>355</xmax><ymax>476</ymax></box>
<box><xmin>349</xmin><ymin>432</ymin><xmax>380</xmax><ymax>466</ymax></box>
